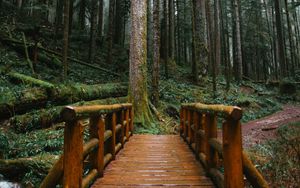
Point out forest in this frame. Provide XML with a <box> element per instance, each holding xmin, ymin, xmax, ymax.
<box><xmin>0</xmin><ymin>0</ymin><xmax>299</xmax><ymax>187</ymax></box>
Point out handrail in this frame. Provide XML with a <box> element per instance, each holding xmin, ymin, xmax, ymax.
<box><xmin>40</xmin><ymin>103</ymin><xmax>133</xmax><ymax>188</ymax></box>
<box><xmin>180</xmin><ymin>103</ymin><xmax>269</xmax><ymax>188</ymax></box>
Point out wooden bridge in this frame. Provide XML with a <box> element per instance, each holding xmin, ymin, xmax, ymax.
<box><xmin>40</xmin><ymin>103</ymin><xmax>269</xmax><ymax>188</ymax></box>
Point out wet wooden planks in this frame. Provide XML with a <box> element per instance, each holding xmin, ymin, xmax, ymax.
<box><xmin>92</xmin><ymin>135</ymin><xmax>215</xmax><ymax>187</ymax></box>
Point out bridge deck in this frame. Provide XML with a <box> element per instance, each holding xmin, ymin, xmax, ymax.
<box><xmin>92</xmin><ymin>135</ymin><xmax>215</xmax><ymax>187</ymax></box>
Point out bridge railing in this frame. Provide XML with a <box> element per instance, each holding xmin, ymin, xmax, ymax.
<box><xmin>180</xmin><ymin>103</ymin><xmax>269</xmax><ymax>188</ymax></box>
<box><xmin>40</xmin><ymin>103</ymin><xmax>133</xmax><ymax>188</ymax></box>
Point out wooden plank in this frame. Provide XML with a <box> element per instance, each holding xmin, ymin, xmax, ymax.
<box><xmin>91</xmin><ymin>135</ymin><xmax>214</xmax><ymax>188</ymax></box>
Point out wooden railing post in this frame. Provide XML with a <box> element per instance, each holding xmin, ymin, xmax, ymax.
<box><xmin>222</xmin><ymin>119</ymin><xmax>244</xmax><ymax>188</ymax></box>
<box><xmin>193</xmin><ymin>111</ymin><xmax>200</xmax><ymax>157</ymax></box>
<box><xmin>187</xmin><ymin>109</ymin><xmax>192</xmax><ymax>143</ymax></box>
<box><xmin>192</xmin><ymin>111</ymin><xmax>199</xmax><ymax>153</ymax></box>
<box><xmin>129</xmin><ymin>107</ymin><xmax>134</xmax><ymax>133</ymax></box>
<box><xmin>89</xmin><ymin>116</ymin><xmax>105</xmax><ymax>177</ymax></box>
<box><xmin>199</xmin><ymin>114</ymin><xmax>205</xmax><ymax>154</ymax></box>
<box><xmin>120</xmin><ymin>110</ymin><xmax>125</xmax><ymax>147</ymax></box>
<box><xmin>63</xmin><ymin>120</ymin><xmax>83</xmax><ymax>188</ymax></box>
<box><xmin>111</xmin><ymin>113</ymin><xmax>117</xmax><ymax>160</ymax></box>
<box><xmin>125</xmin><ymin>108</ymin><xmax>130</xmax><ymax>140</ymax></box>
<box><xmin>183</xmin><ymin>108</ymin><xmax>187</xmax><ymax>138</ymax></box>
<box><xmin>180</xmin><ymin>108</ymin><xmax>183</xmax><ymax>134</ymax></box>
<box><xmin>205</xmin><ymin>114</ymin><xmax>218</xmax><ymax>170</ymax></box>
<box><xmin>98</xmin><ymin>117</ymin><xmax>105</xmax><ymax>177</ymax></box>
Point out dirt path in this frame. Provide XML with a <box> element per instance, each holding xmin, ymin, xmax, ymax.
<box><xmin>242</xmin><ymin>105</ymin><xmax>300</xmax><ymax>148</ymax></box>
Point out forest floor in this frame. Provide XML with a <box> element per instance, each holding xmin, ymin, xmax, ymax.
<box><xmin>242</xmin><ymin>104</ymin><xmax>300</xmax><ymax>148</ymax></box>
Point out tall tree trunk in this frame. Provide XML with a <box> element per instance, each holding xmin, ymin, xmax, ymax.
<box><xmin>191</xmin><ymin>0</ymin><xmax>198</xmax><ymax>83</ymax></box>
<box><xmin>176</xmin><ymin>0</ymin><xmax>181</xmax><ymax>64</ymax></box>
<box><xmin>192</xmin><ymin>0</ymin><xmax>207</xmax><ymax>83</ymax></box>
<box><xmin>274</xmin><ymin>0</ymin><xmax>287</xmax><ymax>77</ymax></box>
<box><xmin>98</xmin><ymin>0</ymin><xmax>104</xmax><ymax>40</ymax></box>
<box><xmin>69</xmin><ymin>0</ymin><xmax>74</xmax><ymax>36</ymax></box>
<box><xmin>272</xmin><ymin>4</ymin><xmax>279</xmax><ymax>80</ymax></box>
<box><xmin>89</xmin><ymin>0</ymin><xmax>98</xmax><ymax>63</ymax></box>
<box><xmin>79</xmin><ymin>0</ymin><xmax>86</xmax><ymax>30</ymax></box>
<box><xmin>284</xmin><ymin>0</ymin><xmax>296</xmax><ymax>76</ymax></box>
<box><xmin>169</xmin><ymin>0</ymin><xmax>175</xmax><ymax>60</ymax></box>
<box><xmin>55</xmin><ymin>0</ymin><xmax>64</xmax><ymax>38</ymax></box>
<box><xmin>213</xmin><ymin>0</ymin><xmax>221</xmax><ymax>94</ymax></box>
<box><xmin>214</xmin><ymin>0</ymin><xmax>221</xmax><ymax>77</ymax></box>
<box><xmin>114</xmin><ymin>0</ymin><xmax>124</xmax><ymax>45</ymax></box>
<box><xmin>222</xmin><ymin>0</ymin><xmax>231</xmax><ymax>90</ymax></box>
<box><xmin>147</xmin><ymin>0</ymin><xmax>153</xmax><ymax>63</ymax></box>
<box><xmin>292</xmin><ymin>0</ymin><xmax>300</xmax><ymax>69</ymax></box>
<box><xmin>152</xmin><ymin>0</ymin><xmax>160</xmax><ymax>107</ymax></box>
<box><xmin>63</xmin><ymin>0</ymin><xmax>70</xmax><ymax>79</ymax></box>
<box><xmin>232</xmin><ymin>0</ymin><xmax>243</xmax><ymax>82</ymax></box>
<box><xmin>164</xmin><ymin>0</ymin><xmax>169</xmax><ymax>78</ymax></box>
<box><xmin>106</xmin><ymin>0</ymin><xmax>115</xmax><ymax>64</ymax></box>
<box><xmin>183</xmin><ymin>0</ymin><xmax>187</xmax><ymax>65</ymax></box>
<box><xmin>129</xmin><ymin>0</ymin><xmax>152</xmax><ymax>126</ymax></box>
<box><xmin>263</xmin><ymin>0</ymin><xmax>274</xmax><ymax>79</ymax></box>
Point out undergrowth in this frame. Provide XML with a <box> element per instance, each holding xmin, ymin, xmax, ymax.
<box><xmin>248</xmin><ymin>122</ymin><xmax>300</xmax><ymax>187</ymax></box>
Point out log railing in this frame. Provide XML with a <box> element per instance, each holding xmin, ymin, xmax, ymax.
<box><xmin>40</xmin><ymin>103</ymin><xmax>133</xmax><ymax>188</ymax></box>
<box><xmin>180</xmin><ymin>103</ymin><xmax>269</xmax><ymax>188</ymax></box>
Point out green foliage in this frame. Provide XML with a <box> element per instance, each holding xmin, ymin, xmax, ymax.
<box><xmin>249</xmin><ymin>122</ymin><xmax>300</xmax><ymax>187</ymax></box>
<box><xmin>8</xmin><ymin>128</ymin><xmax>64</xmax><ymax>158</ymax></box>
<box><xmin>0</xmin><ymin>130</ymin><xmax>9</xmax><ymax>159</ymax></box>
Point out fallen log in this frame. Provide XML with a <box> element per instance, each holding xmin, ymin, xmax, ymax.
<box><xmin>10</xmin><ymin>96</ymin><xmax>127</xmax><ymax>133</ymax></box>
<box><xmin>0</xmin><ymin>82</ymin><xmax>128</xmax><ymax>119</ymax></box>
<box><xmin>0</xmin><ymin>156</ymin><xmax>53</xmax><ymax>182</ymax></box>
<box><xmin>6</xmin><ymin>71</ymin><xmax>55</xmax><ymax>89</ymax></box>
<box><xmin>0</xmin><ymin>87</ymin><xmax>49</xmax><ymax>119</ymax></box>
<box><xmin>50</xmin><ymin>82</ymin><xmax>128</xmax><ymax>103</ymax></box>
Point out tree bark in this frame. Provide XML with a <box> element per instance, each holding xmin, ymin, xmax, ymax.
<box><xmin>147</xmin><ymin>0</ymin><xmax>153</xmax><ymax>62</ymax></box>
<box><xmin>232</xmin><ymin>0</ymin><xmax>243</xmax><ymax>82</ymax></box>
<box><xmin>152</xmin><ymin>0</ymin><xmax>160</xmax><ymax>107</ymax></box>
<box><xmin>69</xmin><ymin>0</ymin><xmax>74</xmax><ymax>36</ymax></box>
<box><xmin>212</xmin><ymin>0</ymin><xmax>221</xmax><ymax>96</ymax></box>
<box><xmin>98</xmin><ymin>0</ymin><xmax>104</xmax><ymax>40</ymax></box>
<box><xmin>169</xmin><ymin>0</ymin><xmax>175</xmax><ymax>60</ymax></box>
<box><xmin>284</xmin><ymin>0</ymin><xmax>296</xmax><ymax>76</ymax></box>
<box><xmin>106</xmin><ymin>0</ymin><xmax>115</xmax><ymax>64</ymax></box>
<box><xmin>164</xmin><ymin>0</ymin><xmax>169</xmax><ymax>78</ymax></box>
<box><xmin>275</xmin><ymin>0</ymin><xmax>287</xmax><ymax>78</ymax></box>
<box><xmin>79</xmin><ymin>0</ymin><xmax>86</xmax><ymax>30</ymax></box>
<box><xmin>89</xmin><ymin>0</ymin><xmax>98</xmax><ymax>63</ymax></box>
<box><xmin>63</xmin><ymin>0</ymin><xmax>70</xmax><ymax>79</ymax></box>
<box><xmin>129</xmin><ymin>0</ymin><xmax>152</xmax><ymax>126</ymax></box>
<box><xmin>55</xmin><ymin>0</ymin><xmax>64</xmax><ymax>38</ymax></box>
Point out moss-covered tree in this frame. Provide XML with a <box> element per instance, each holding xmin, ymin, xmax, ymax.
<box><xmin>152</xmin><ymin>0</ymin><xmax>160</xmax><ymax>107</ymax></box>
<box><xmin>129</xmin><ymin>0</ymin><xmax>152</xmax><ymax>126</ymax></box>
